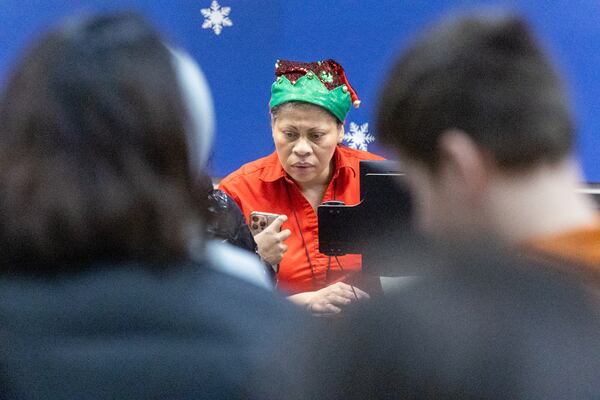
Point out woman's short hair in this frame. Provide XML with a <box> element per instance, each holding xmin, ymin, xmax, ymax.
<box><xmin>0</xmin><ymin>12</ymin><xmax>206</xmax><ymax>273</ymax></box>
<box><xmin>270</xmin><ymin>101</ymin><xmax>343</xmax><ymax>126</ymax></box>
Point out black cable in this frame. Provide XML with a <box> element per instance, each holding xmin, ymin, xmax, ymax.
<box><xmin>334</xmin><ymin>255</ymin><xmax>359</xmax><ymax>300</ymax></box>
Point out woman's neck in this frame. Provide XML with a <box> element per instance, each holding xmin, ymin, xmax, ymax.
<box><xmin>300</xmin><ymin>184</ymin><xmax>329</xmax><ymax>210</ymax></box>
<box><xmin>298</xmin><ymin>158</ymin><xmax>336</xmax><ymax>209</ymax></box>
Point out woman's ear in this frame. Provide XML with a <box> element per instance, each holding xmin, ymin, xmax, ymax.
<box><xmin>337</xmin><ymin>124</ymin><xmax>345</xmax><ymax>144</ymax></box>
<box><xmin>270</xmin><ymin>115</ymin><xmax>277</xmax><ymax>140</ymax></box>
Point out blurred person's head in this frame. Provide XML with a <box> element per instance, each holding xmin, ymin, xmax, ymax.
<box><xmin>377</xmin><ymin>11</ymin><xmax>594</xmax><ymax>242</ymax></box>
<box><xmin>0</xmin><ymin>12</ymin><xmax>214</xmax><ymax>273</ymax></box>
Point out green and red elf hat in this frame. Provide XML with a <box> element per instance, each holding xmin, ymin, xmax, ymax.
<box><xmin>269</xmin><ymin>59</ymin><xmax>361</xmax><ymax>122</ymax></box>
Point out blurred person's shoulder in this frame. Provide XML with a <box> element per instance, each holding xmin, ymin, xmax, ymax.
<box><xmin>0</xmin><ymin>261</ymin><xmax>307</xmax><ymax>399</ymax></box>
<box><xmin>0</xmin><ymin>259</ymin><xmax>302</xmax><ymax>329</ymax></box>
<box><xmin>206</xmin><ymin>240</ymin><xmax>272</xmax><ymax>290</ymax></box>
<box><xmin>523</xmin><ymin>217</ymin><xmax>600</xmax><ymax>288</ymax></box>
<box><xmin>377</xmin><ymin>243</ymin><xmax>600</xmax><ymax>313</ymax></box>
<box><xmin>304</xmin><ymin>244</ymin><xmax>600</xmax><ymax>399</ymax></box>
<box><xmin>188</xmin><ymin>257</ymin><xmax>302</xmax><ymax>320</ymax></box>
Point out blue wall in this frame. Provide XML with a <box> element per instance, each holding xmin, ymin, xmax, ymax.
<box><xmin>1</xmin><ymin>0</ymin><xmax>599</xmax><ymax>180</ymax></box>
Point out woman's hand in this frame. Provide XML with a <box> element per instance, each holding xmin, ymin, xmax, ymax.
<box><xmin>254</xmin><ymin>214</ymin><xmax>291</xmax><ymax>266</ymax></box>
<box><xmin>288</xmin><ymin>282</ymin><xmax>370</xmax><ymax>317</ymax></box>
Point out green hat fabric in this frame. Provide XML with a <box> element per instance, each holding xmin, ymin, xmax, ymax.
<box><xmin>269</xmin><ymin>72</ymin><xmax>351</xmax><ymax>122</ymax></box>
<box><xmin>269</xmin><ymin>59</ymin><xmax>360</xmax><ymax>122</ymax></box>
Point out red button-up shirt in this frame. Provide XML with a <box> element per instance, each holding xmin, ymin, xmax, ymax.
<box><xmin>219</xmin><ymin>145</ymin><xmax>384</xmax><ymax>295</ymax></box>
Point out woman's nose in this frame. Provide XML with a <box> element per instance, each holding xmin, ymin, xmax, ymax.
<box><xmin>293</xmin><ymin>138</ymin><xmax>312</xmax><ymax>156</ymax></box>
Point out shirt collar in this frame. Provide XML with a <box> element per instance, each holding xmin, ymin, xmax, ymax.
<box><xmin>258</xmin><ymin>152</ymin><xmax>286</xmax><ymax>182</ymax></box>
<box><xmin>259</xmin><ymin>145</ymin><xmax>357</xmax><ymax>183</ymax></box>
<box><xmin>332</xmin><ymin>145</ymin><xmax>357</xmax><ymax>180</ymax></box>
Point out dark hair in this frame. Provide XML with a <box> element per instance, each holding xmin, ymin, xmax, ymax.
<box><xmin>376</xmin><ymin>12</ymin><xmax>574</xmax><ymax>172</ymax></box>
<box><xmin>271</xmin><ymin>101</ymin><xmax>343</xmax><ymax>126</ymax></box>
<box><xmin>0</xmin><ymin>12</ymin><xmax>205</xmax><ymax>273</ymax></box>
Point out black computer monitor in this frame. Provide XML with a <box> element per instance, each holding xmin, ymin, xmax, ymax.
<box><xmin>318</xmin><ymin>160</ymin><xmax>414</xmax><ymax>275</ymax></box>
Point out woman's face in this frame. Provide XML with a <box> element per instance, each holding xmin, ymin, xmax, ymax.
<box><xmin>271</xmin><ymin>103</ymin><xmax>344</xmax><ymax>189</ymax></box>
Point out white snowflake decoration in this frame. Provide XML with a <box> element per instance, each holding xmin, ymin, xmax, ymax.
<box><xmin>201</xmin><ymin>1</ymin><xmax>233</xmax><ymax>35</ymax></box>
<box><xmin>344</xmin><ymin>122</ymin><xmax>375</xmax><ymax>151</ymax></box>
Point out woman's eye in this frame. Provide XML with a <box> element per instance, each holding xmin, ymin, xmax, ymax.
<box><xmin>311</xmin><ymin>133</ymin><xmax>324</xmax><ymax>140</ymax></box>
<box><xmin>284</xmin><ymin>131</ymin><xmax>297</xmax><ymax>140</ymax></box>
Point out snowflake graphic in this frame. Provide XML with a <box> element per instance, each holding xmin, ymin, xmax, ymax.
<box><xmin>201</xmin><ymin>0</ymin><xmax>233</xmax><ymax>35</ymax></box>
<box><xmin>344</xmin><ymin>122</ymin><xmax>375</xmax><ymax>151</ymax></box>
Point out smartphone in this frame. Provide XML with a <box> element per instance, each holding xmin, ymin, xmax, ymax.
<box><xmin>249</xmin><ymin>211</ymin><xmax>280</xmax><ymax>236</ymax></box>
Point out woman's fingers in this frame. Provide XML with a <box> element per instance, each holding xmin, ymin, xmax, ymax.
<box><xmin>330</xmin><ymin>282</ymin><xmax>365</xmax><ymax>299</ymax></box>
<box><xmin>268</xmin><ymin>214</ymin><xmax>288</xmax><ymax>232</ymax></box>
<box><xmin>327</xmin><ymin>294</ymin><xmax>352</xmax><ymax>306</ymax></box>
<box><xmin>278</xmin><ymin>229</ymin><xmax>292</xmax><ymax>241</ymax></box>
<box><xmin>308</xmin><ymin>286</ymin><xmax>371</xmax><ymax>317</ymax></box>
<box><xmin>350</xmin><ymin>286</ymin><xmax>370</xmax><ymax>300</ymax></box>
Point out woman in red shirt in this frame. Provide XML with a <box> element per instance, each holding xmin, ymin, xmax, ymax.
<box><xmin>220</xmin><ymin>59</ymin><xmax>383</xmax><ymax>316</ymax></box>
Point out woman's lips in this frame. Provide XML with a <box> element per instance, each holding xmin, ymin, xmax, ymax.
<box><xmin>292</xmin><ymin>163</ymin><xmax>314</xmax><ymax>168</ymax></box>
